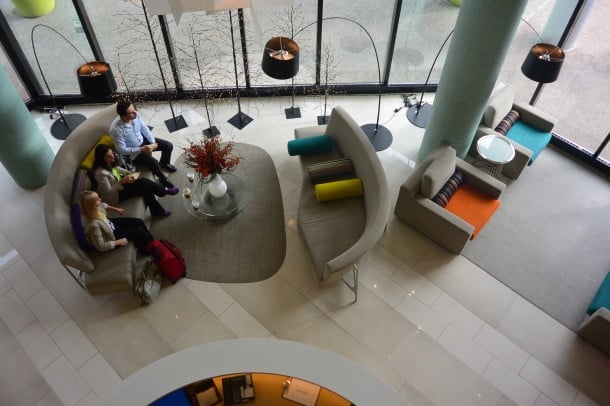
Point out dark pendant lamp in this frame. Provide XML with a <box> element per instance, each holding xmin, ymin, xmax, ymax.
<box><xmin>77</xmin><ymin>61</ymin><xmax>117</xmax><ymax>99</ymax></box>
<box><xmin>262</xmin><ymin>37</ymin><xmax>300</xmax><ymax>79</ymax></box>
<box><xmin>262</xmin><ymin>36</ymin><xmax>301</xmax><ymax>119</ymax></box>
<box><xmin>31</xmin><ymin>24</ymin><xmax>117</xmax><ymax>140</ymax></box>
<box><xmin>521</xmin><ymin>43</ymin><xmax>565</xmax><ymax>105</ymax></box>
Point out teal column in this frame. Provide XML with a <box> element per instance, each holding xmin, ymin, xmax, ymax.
<box><xmin>0</xmin><ymin>66</ymin><xmax>54</xmax><ymax>189</ymax></box>
<box><xmin>419</xmin><ymin>0</ymin><xmax>528</xmax><ymax>160</ymax></box>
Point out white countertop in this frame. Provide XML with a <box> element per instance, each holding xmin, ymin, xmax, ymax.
<box><xmin>95</xmin><ymin>338</ymin><xmax>409</xmax><ymax>405</ymax></box>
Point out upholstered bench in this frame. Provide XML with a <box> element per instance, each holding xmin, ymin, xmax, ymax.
<box><xmin>578</xmin><ymin>272</ymin><xmax>610</xmax><ymax>355</ymax></box>
<box><xmin>44</xmin><ymin>104</ymin><xmax>152</xmax><ymax>295</ymax></box>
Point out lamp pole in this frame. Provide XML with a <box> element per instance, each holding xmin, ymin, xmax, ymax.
<box><xmin>406</xmin><ymin>30</ymin><xmax>454</xmax><ymax>129</ymax></box>
<box><xmin>293</xmin><ymin>17</ymin><xmax>392</xmax><ymax>151</ymax></box>
<box><xmin>30</xmin><ymin>24</ymin><xmax>89</xmax><ymax>140</ymax></box>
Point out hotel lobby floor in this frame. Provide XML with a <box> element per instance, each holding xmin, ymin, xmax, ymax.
<box><xmin>0</xmin><ymin>95</ymin><xmax>608</xmax><ymax>405</ymax></box>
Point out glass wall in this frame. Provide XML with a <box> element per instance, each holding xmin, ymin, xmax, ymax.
<box><xmin>0</xmin><ymin>0</ymin><xmax>607</xmax><ymax>168</ymax></box>
<box><xmin>0</xmin><ymin>47</ymin><xmax>27</xmax><ymax>99</ymax></box>
<box><xmin>321</xmin><ymin>0</ymin><xmax>394</xmax><ymax>84</ymax></box>
<box><xmin>83</xmin><ymin>0</ymin><xmax>169</xmax><ymax>93</ymax></box>
<box><xmin>390</xmin><ymin>0</ymin><xmax>459</xmax><ymax>84</ymax></box>
<box><xmin>166</xmin><ymin>11</ymin><xmax>235</xmax><ymax>90</ymax></box>
<box><xmin>255</xmin><ymin>1</ymin><xmax>318</xmax><ymax>86</ymax></box>
<box><xmin>0</xmin><ymin>0</ymin><xmax>89</xmax><ymax>94</ymax></box>
<box><xmin>535</xmin><ymin>1</ymin><xmax>609</xmax><ymax>162</ymax></box>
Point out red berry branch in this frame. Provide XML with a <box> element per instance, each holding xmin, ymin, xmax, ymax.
<box><xmin>184</xmin><ymin>137</ymin><xmax>240</xmax><ymax>178</ymax></box>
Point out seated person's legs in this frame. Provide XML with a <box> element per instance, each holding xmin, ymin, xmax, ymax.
<box><xmin>154</xmin><ymin>137</ymin><xmax>176</xmax><ymax>172</ymax></box>
<box><xmin>133</xmin><ymin>153</ymin><xmax>175</xmax><ymax>188</ymax></box>
<box><xmin>118</xmin><ymin>178</ymin><xmax>174</xmax><ymax>217</ymax></box>
<box><xmin>111</xmin><ymin>217</ymin><xmax>154</xmax><ymax>254</ymax></box>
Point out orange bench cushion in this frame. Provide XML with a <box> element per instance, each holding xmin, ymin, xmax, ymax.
<box><xmin>445</xmin><ymin>184</ymin><xmax>500</xmax><ymax>239</ymax></box>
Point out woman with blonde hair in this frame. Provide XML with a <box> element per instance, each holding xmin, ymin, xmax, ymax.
<box><xmin>79</xmin><ymin>190</ymin><xmax>153</xmax><ymax>254</ymax></box>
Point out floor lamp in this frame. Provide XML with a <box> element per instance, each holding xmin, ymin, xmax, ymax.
<box><xmin>406</xmin><ymin>30</ymin><xmax>454</xmax><ymax>129</ymax></box>
<box><xmin>262</xmin><ymin>17</ymin><xmax>393</xmax><ymax>151</ymax></box>
<box><xmin>262</xmin><ymin>36</ymin><xmax>300</xmax><ymax>119</ymax></box>
<box><xmin>141</xmin><ymin>0</ymin><xmax>188</xmax><ymax>133</ymax></box>
<box><xmin>31</xmin><ymin>24</ymin><xmax>117</xmax><ymax>140</ymax></box>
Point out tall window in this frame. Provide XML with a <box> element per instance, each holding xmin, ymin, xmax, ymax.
<box><xmin>1</xmin><ymin>0</ymin><xmax>90</xmax><ymax>94</ymax></box>
<box><xmin>0</xmin><ymin>49</ymin><xmax>28</xmax><ymax>100</ymax></box>
<box><xmin>83</xmin><ymin>0</ymin><xmax>168</xmax><ymax>92</ymax></box>
<box><xmin>389</xmin><ymin>1</ymin><xmax>459</xmax><ymax>84</ymax></box>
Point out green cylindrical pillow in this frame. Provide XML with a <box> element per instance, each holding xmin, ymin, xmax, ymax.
<box><xmin>287</xmin><ymin>135</ymin><xmax>333</xmax><ymax>156</ymax></box>
<box><xmin>315</xmin><ymin>178</ymin><xmax>363</xmax><ymax>202</ymax></box>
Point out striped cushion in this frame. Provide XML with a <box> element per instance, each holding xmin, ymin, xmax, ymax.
<box><xmin>432</xmin><ymin>170</ymin><xmax>465</xmax><ymax>208</ymax></box>
<box><xmin>494</xmin><ymin>109</ymin><xmax>520</xmax><ymax>136</ymax></box>
<box><xmin>307</xmin><ymin>158</ymin><xmax>354</xmax><ymax>184</ymax></box>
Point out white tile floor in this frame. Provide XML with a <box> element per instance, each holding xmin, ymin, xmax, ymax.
<box><xmin>0</xmin><ymin>95</ymin><xmax>608</xmax><ymax>405</ymax></box>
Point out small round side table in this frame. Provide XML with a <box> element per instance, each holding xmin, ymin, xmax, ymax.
<box><xmin>475</xmin><ymin>134</ymin><xmax>515</xmax><ymax>178</ymax></box>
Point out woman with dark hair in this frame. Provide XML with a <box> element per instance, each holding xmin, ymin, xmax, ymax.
<box><xmin>92</xmin><ymin>144</ymin><xmax>177</xmax><ymax>218</ymax></box>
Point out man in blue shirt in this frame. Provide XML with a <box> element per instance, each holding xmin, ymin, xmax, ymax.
<box><xmin>110</xmin><ymin>100</ymin><xmax>177</xmax><ymax>188</ymax></box>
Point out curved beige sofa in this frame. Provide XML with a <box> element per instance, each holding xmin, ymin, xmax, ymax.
<box><xmin>44</xmin><ymin>104</ymin><xmax>150</xmax><ymax>295</ymax></box>
<box><xmin>294</xmin><ymin>106</ymin><xmax>390</xmax><ymax>302</ymax></box>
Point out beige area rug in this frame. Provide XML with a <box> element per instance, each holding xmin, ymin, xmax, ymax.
<box><xmin>151</xmin><ymin>144</ymin><xmax>286</xmax><ymax>283</ymax></box>
<box><xmin>462</xmin><ymin>146</ymin><xmax>610</xmax><ymax>331</ymax></box>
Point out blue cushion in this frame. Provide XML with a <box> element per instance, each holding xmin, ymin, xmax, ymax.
<box><xmin>505</xmin><ymin>121</ymin><xmax>552</xmax><ymax>164</ymax></box>
<box><xmin>70</xmin><ymin>205</ymin><xmax>94</xmax><ymax>252</ymax></box>
<box><xmin>287</xmin><ymin>135</ymin><xmax>333</xmax><ymax>156</ymax></box>
<box><xmin>587</xmin><ymin>272</ymin><xmax>610</xmax><ymax>315</ymax></box>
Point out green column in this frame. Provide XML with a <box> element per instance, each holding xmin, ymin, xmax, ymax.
<box><xmin>419</xmin><ymin>0</ymin><xmax>528</xmax><ymax>160</ymax></box>
<box><xmin>0</xmin><ymin>66</ymin><xmax>54</xmax><ymax>189</ymax></box>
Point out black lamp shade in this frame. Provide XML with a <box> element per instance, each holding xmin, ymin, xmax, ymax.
<box><xmin>77</xmin><ymin>61</ymin><xmax>117</xmax><ymax>99</ymax></box>
<box><xmin>521</xmin><ymin>43</ymin><xmax>565</xmax><ymax>84</ymax></box>
<box><xmin>262</xmin><ymin>37</ymin><xmax>299</xmax><ymax>80</ymax></box>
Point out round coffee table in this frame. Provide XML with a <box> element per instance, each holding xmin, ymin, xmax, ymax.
<box><xmin>150</xmin><ymin>143</ymin><xmax>286</xmax><ymax>283</ymax></box>
<box><xmin>183</xmin><ymin>173</ymin><xmax>250</xmax><ymax>221</ymax></box>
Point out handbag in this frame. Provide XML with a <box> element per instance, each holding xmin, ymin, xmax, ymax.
<box><xmin>134</xmin><ymin>258</ymin><xmax>162</xmax><ymax>305</ymax></box>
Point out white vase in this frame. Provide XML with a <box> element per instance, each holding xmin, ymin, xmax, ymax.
<box><xmin>208</xmin><ymin>174</ymin><xmax>227</xmax><ymax>198</ymax></box>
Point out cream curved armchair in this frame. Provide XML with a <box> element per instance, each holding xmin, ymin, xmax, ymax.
<box><xmin>293</xmin><ymin>107</ymin><xmax>391</xmax><ymax>302</ymax></box>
